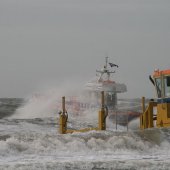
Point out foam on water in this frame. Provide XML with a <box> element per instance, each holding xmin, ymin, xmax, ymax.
<box><xmin>2</xmin><ymin>91</ymin><xmax>170</xmax><ymax>169</ymax></box>
<box><xmin>128</xmin><ymin>117</ymin><xmax>140</xmax><ymax>130</ymax></box>
<box><xmin>11</xmin><ymin>86</ymin><xmax>79</xmax><ymax>119</ymax></box>
<box><xmin>1</xmin><ymin>115</ymin><xmax>170</xmax><ymax>170</ymax></box>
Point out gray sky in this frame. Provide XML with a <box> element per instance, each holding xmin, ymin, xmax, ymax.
<box><xmin>0</xmin><ymin>0</ymin><xmax>170</xmax><ymax>98</ymax></box>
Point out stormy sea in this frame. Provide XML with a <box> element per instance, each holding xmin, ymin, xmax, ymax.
<box><xmin>0</xmin><ymin>98</ymin><xmax>170</xmax><ymax>170</ymax></box>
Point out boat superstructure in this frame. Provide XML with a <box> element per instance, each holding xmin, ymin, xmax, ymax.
<box><xmin>84</xmin><ymin>57</ymin><xmax>127</xmax><ymax>110</ymax></box>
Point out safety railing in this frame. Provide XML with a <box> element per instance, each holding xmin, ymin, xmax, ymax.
<box><xmin>140</xmin><ymin>97</ymin><xmax>157</xmax><ymax>129</ymax></box>
<box><xmin>58</xmin><ymin>91</ymin><xmax>108</xmax><ymax>134</ymax></box>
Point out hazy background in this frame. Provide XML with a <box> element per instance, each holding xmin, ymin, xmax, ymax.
<box><xmin>0</xmin><ymin>0</ymin><xmax>170</xmax><ymax>98</ymax></box>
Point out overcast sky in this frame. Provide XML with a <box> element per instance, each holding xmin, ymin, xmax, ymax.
<box><xmin>0</xmin><ymin>0</ymin><xmax>170</xmax><ymax>98</ymax></box>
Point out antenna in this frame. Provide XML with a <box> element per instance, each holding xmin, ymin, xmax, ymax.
<box><xmin>105</xmin><ymin>56</ymin><xmax>108</xmax><ymax>69</ymax></box>
<box><xmin>96</xmin><ymin>57</ymin><xmax>116</xmax><ymax>81</ymax></box>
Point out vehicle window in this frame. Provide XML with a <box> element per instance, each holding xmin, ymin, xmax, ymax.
<box><xmin>164</xmin><ymin>76</ymin><xmax>170</xmax><ymax>97</ymax></box>
<box><xmin>155</xmin><ymin>78</ymin><xmax>161</xmax><ymax>98</ymax></box>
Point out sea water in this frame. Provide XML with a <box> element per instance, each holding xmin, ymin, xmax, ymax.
<box><xmin>0</xmin><ymin>98</ymin><xmax>170</xmax><ymax>170</ymax></box>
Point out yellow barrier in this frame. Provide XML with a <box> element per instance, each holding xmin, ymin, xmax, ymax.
<box><xmin>140</xmin><ymin>97</ymin><xmax>157</xmax><ymax>129</ymax></box>
<box><xmin>59</xmin><ymin>91</ymin><xmax>108</xmax><ymax>134</ymax></box>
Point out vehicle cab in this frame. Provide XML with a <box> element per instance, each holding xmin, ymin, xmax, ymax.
<box><xmin>152</xmin><ymin>69</ymin><xmax>170</xmax><ymax>127</ymax></box>
<box><xmin>140</xmin><ymin>69</ymin><xmax>170</xmax><ymax>129</ymax></box>
<box><xmin>153</xmin><ymin>69</ymin><xmax>170</xmax><ymax>101</ymax></box>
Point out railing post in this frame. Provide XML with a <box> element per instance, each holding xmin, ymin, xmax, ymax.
<box><xmin>140</xmin><ymin>97</ymin><xmax>155</xmax><ymax>130</ymax></box>
<box><xmin>59</xmin><ymin>96</ymin><xmax>68</xmax><ymax>134</ymax></box>
<box><xmin>98</xmin><ymin>91</ymin><xmax>107</xmax><ymax>130</ymax></box>
<box><xmin>142</xmin><ymin>97</ymin><xmax>145</xmax><ymax>114</ymax></box>
<box><xmin>148</xmin><ymin>101</ymin><xmax>154</xmax><ymax>128</ymax></box>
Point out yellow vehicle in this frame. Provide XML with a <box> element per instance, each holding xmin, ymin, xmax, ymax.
<box><xmin>140</xmin><ymin>69</ymin><xmax>170</xmax><ymax>129</ymax></box>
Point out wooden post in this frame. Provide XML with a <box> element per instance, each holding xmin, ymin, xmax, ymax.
<box><xmin>62</xmin><ymin>96</ymin><xmax>66</xmax><ymax>113</ymax></box>
<box><xmin>59</xmin><ymin>96</ymin><xmax>67</xmax><ymax>134</ymax></box>
<box><xmin>142</xmin><ymin>97</ymin><xmax>145</xmax><ymax>113</ymax></box>
<box><xmin>98</xmin><ymin>91</ymin><xmax>106</xmax><ymax>130</ymax></box>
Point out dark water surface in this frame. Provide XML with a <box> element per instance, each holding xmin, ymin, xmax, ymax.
<box><xmin>0</xmin><ymin>98</ymin><xmax>23</xmax><ymax>118</ymax></box>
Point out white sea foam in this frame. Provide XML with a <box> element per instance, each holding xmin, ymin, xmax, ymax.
<box><xmin>0</xmin><ymin>116</ymin><xmax>170</xmax><ymax>170</ymax></box>
<box><xmin>11</xmin><ymin>85</ymin><xmax>83</xmax><ymax>119</ymax></box>
<box><xmin>128</xmin><ymin>117</ymin><xmax>140</xmax><ymax>130</ymax></box>
<box><xmin>4</xmin><ymin>87</ymin><xmax>170</xmax><ymax>169</ymax></box>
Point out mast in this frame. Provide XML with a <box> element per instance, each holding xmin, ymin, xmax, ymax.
<box><xmin>96</xmin><ymin>57</ymin><xmax>116</xmax><ymax>82</ymax></box>
<box><xmin>105</xmin><ymin>56</ymin><xmax>108</xmax><ymax>70</ymax></box>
